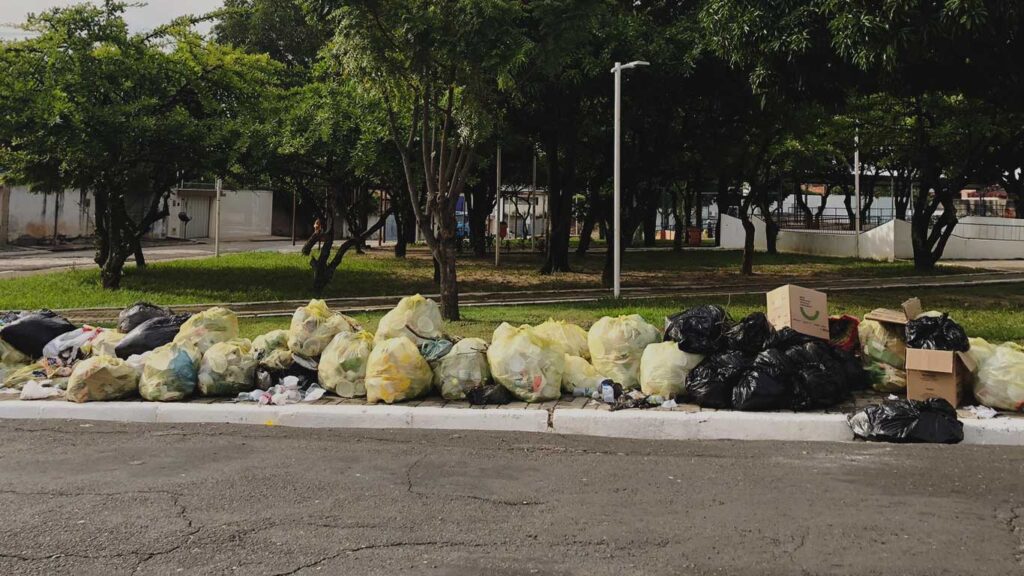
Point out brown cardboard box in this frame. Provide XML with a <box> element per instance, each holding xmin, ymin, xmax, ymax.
<box><xmin>863</xmin><ymin>298</ymin><xmax>923</xmax><ymax>327</ymax></box>
<box><xmin>905</xmin><ymin>348</ymin><xmax>977</xmax><ymax>408</ymax></box>
<box><xmin>766</xmin><ymin>284</ymin><xmax>829</xmax><ymax>340</ymax></box>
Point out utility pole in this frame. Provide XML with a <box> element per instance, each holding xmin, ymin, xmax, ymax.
<box><xmin>611</xmin><ymin>60</ymin><xmax>649</xmax><ymax>298</ymax></box>
<box><xmin>495</xmin><ymin>145</ymin><xmax>502</xmax><ymax>267</ymax></box>
<box><xmin>854</xmin><ymin>130</ymin><xmax>861</xmax><ymax>258</ymax></box>
<box><xmin>215</xmin><ymin>178</ymin><xmax>223</xmax><ymax>257</ymax></box>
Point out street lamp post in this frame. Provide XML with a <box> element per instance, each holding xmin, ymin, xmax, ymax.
<box><xmin>611</xmin><ymin>60</ymin><xmax>648</xmax><ymax>298</ymax></box>
<box><xmin>854</xmin><ymin>130</ymin><xmax>861</xmax><ymax>258</ymax></box>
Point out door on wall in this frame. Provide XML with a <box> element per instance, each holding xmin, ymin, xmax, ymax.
<box><xmin>181</xmin><ymin>195</ymin><xmax>212</xmax><ymax>238</ymax></box>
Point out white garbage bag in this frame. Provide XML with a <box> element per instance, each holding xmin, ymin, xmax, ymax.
<box><xmin>639</xmin><ymin>341</ymin><xmax>704</xmax><ymax>398</ymax></box>
<box><xmin>587</xmin><ymin>315</ymin><xmax>661</xmax><ymax>389</ymax></box>
<box><xmin>374</xmin><ymin>294</ymin><xmax>444</xmax><ymax>346</ymax></box>
<box><xmin>318</xmin><ymin>330</ymin><xmax>375</xmax><ymax>397</ymax></box>
<box><xmin>433</xmin><ymin>337</ymin><xmax>490</xmax><ymax>400</ymax></box>
<box><xmin>534</xmin><ymin>319</ymin><xmax>590</xmax><ymax>360</ymax></box>
<box><xmin>487</xmin><ymin>323</ymin><xmax>563</xmax><ymax>402</ymax></box>
<box><xmin>365</xmin><ymin>337</ymin><xmax>433</xmax><ymax>404</ymax></box>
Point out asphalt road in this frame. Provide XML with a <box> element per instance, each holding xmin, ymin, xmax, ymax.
<box><xmin>0</xmin><ymin>421</ymin><xmax>1021</xmax><ymax>576</ymax></box>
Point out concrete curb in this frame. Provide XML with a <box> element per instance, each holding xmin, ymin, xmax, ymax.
<box><xmin>0</xmin><ymin>400</ymin><xmax>1021</xmax><ymax>445</ymax></box>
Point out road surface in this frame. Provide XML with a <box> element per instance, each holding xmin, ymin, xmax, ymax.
<box><xmin>0</xmin><ymin>421</ymin><xmax>1021</xmax><ymax>575</ymax></box>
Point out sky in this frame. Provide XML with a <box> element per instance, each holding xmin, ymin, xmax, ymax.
<box><xmin>0</xmin><ymin>0</ymin><xmax>224</xmax><ymax>40</ymax></box>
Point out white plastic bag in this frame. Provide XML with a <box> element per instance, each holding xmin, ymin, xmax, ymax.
<box><xmin>433</xmin><ymin>337</ymin><xmax>490</xmax><ymax>400</ymax></box>
<box><xmin>374</xmin><ymin>294</ymin><xmax>444</xmax><ymax>346</ymax></box>
<box><xmin>318</xmin><ymin>330</ymin><xmax>375</xmax><ymax>397</ymax></box>
<box><xmin>533</xmin><ymin>319</ymin><xmax>590</xmax><ymax>360</ymax></box>
<box><xmin>365</xmin><ymin>337</ymin><xmax>433</xmax><ymax>404</ymax></box>
<box><xmin>43</xmin><ymin>327</ymin><xmax>104</xmax><ymax>358</ymax></box>
<box><xmin>487</xmin><ymin>323</ymin><xmax>563</xmax><ymax>402</ymax></box>
<box><xmin>587</xmin><ymin>315</ymin><xmax>661</xmax><ymax>389</ymax></box>
<box><xmin>639</xmin><ymin>341</ymin><xmax>704</xmax><ymax>398</ymax></box>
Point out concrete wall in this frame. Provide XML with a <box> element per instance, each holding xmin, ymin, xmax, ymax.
<box><xmin>162</xmin><ymin>189</ymin><xmax>273</xmax><ymax>240</ymax></box>
<box><xmin>5</xmin><ymin>186</ymin><xmax>93</xmax><ymax>242</ymax></box>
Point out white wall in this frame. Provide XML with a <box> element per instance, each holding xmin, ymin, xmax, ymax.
<box><xmin>6</xmin><ymin>186</ymin><xmax>93</xmax><ymax>241</ymax></box>
<box><xmin>218</xmin><ymin>189</ymin><xmax>273</xmax><ymax>239</ymax></box>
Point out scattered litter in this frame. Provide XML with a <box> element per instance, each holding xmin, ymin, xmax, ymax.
<box><xmin>966</xmin><ymin>405</ymin><xmax>998</xmax><ymax>419</ymax></box>
<box><xmin>20</xmin><ymin>379</ymin><xmax>65</xmax><ymax>400</ymax></box>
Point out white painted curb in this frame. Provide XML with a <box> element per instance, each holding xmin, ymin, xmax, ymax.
<box><xmin>551</xmin><ymin>409</ymin><xmax>853</xmax><ymax>443</ymax></box>
<box><xmin>962</xmin><ymin>418</ymin><xmax>1024</xmax><ymax>446</ymax></box>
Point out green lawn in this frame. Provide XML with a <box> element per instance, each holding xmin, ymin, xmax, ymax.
<box><xmin>238</xmin><ymin>284</ymin><xmax>1024</xmax><ymax>345</ymax></box>
<box><xmin>0</xmin><ymin>248</ymin><xmax>967</xmax><ymax>310</ymax></box>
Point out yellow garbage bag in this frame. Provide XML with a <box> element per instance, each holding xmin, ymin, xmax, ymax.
<box><xmin>0</xmin><ymin>337</ymin><xmax>29</xmax><ymax>366</ymax></box>
<box><xmin>967</xmin><ymin>337</ymin><xmax>998</xmax><ymax>368</ymax></box>
<box><xmin>433</xmin><ymin>337</ymin><xmax>490</xmax><ymax>400</ymax></box>
<box><xmin>534</xmin><ymin>319</ymin><xmax>590</xmax><ymax>360</ymax></box>
<box><xmin>198</xmin><ymin>339</ymin><xmax>258</xmax><ymax>397</ymax></box>
<box><xmin>287</xmin><ymin>300</ymin><xmax>361</xmax><ymax>358</ymax></box>
<box><xmin>639</xmin><ymin>341</ymin><xmax>704</xmax><ymax>398</ymax></box>
<box><xmin>173</xmin><ymin>307</ymin><xmax>239</xmax><ymax>355</ymax></box>
<box><xmin>253</xmin><ymin>329</ymin><xmax>293</xmax><ymax>370</ymax></box>
<box><xmin>870</xmin><ymin>362</ymin><xmax>908</xmax><ymax>393</ymax></box>
<box><xmin>487</xmin><ymin>323</ymin><xmax>563</xmax><ymax>402</ymax></box>
<box><xmin>319</xmin><ymin>330</ymin><xmax>375</xmax><ymax>397</ymax></box>
<box><xmin>974</xmin><ymin>342</ymin><xmax>1024</xmax><ymax>412</ymax></box>
<box><xmin>66</xmin><ymin>356</ymin><xmax>139</xmax><ymax>403</ymax></box>
<box><xmin>140</xmin><ymin>343</ymin><xmax>200</xmax><ymax>402</ymax></box>
<box><xmin>89</xmin><ymin>330</ymin><xmax>125</xmax><ymax>357</ymax></box>
<box><xmin>2</xmin><ymin>360</ymin><xmax>45</xmax><ymax>390</ymax></box>
<box><xmin>561</xmin><ymin>354</ymin><xmax>605</xmax><ymax>394</ymax></box>
<box><xmin>587</xmin><ymin>315</ymin><xmax>661</xmax><ymax>389</ymax></box>
<box><xmin>365</xmin><ymin>337</ymin><xmax>433</xmax><ymax>404</ymax></box>
<box><xmin>859</xmin><ymin>319</ymin><xmax>906</xmax><ymax>369</ymax></box>
<box><xmin>373</xmin><ymin>294</ymin><xmax>443</xmax><ymax>346</ymax></box>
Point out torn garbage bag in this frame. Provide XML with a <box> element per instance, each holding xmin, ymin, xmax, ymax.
<box><xmin>66</xmin><ymin>356</ymin><xmax>140</xmax><ymax>403</ymax></box>
<box><xmin>318</xmin><ymin>330</ymin><xmax>374</xmax><ymax>398</ymax></box>
<box><xmin>373</xmin><ymin>294</ymin><xmax>443</xmax><ymax>347</ymax></box>
<box><xmin>489</xmin><ymin>323</ymin><xmax>564</xmax><ymax>402</ymax></box>
<box><xmin>115</xmin><ymin>314</ymin><xmax>190</xmax><ymax>359</ymax></box>
<box><xmin>534</xmin><ymin>319</ymin><xmax>590</xmax><ymax>360</ymax></box>
<box><xmin>640</xmin><ymin>341</ymin><xmax>704</xmax><ymax>398</ymax></box>
<box><xmin>198</xmin><ymin>339</ymin><xmax>258</xmax><ymax>397</ymax></box>
<box><xmin>905</xmin><ymin>313</ymin><xmax>969</xmax><ymax>352</ymax></box>
<box><xmin>664</xmin><ymin>305</ymin><xmax>733</xmax><ymax>354</ymax></box>
<box><xmin>43</xmin><ymin>326</ymin><xmax>104</xmax><ymax>360</ymax></box>
<box><xmin>139</xmin><ymin>343</ymin><xmax>200</xmax><ymax>402</ymax></box>
<box><xmin>173</xmin><ymin>307</ymin><xmax>239</xmax><ymax>355</ymax></box>
<box><xmin>828</xmin><ymin>315</ymin><xmax>861</xmax><ymax>353</ymax></box>
<box><xmin>588</xmin><ymin>315</ymin><xmax>660</xmax><ymax>389</ymax></box>
<box><xmin>433</xmin><ymin>337</ymin><xmax>490</xmax><ymax>401</ymax></box>
<box><xmin>848</xmin><ymin>398</ymin><xmax>963</xmax><ymax>444</ymax></box>
<box><xmin>0</xmin><ymin>310</ymin><xmax>76</xmax><ymax>358</ymax></box>
<box><xmin>724</xmin><ymin>312</ymin><xmax>775</xmax><ymax>354</ymax></box>
<box><xmin>365</xmin><ymin>337</ymin><xmax>432</xmax><ymax>404</ymax></box>
<box><xmin>287</xmin><ymin>300</ymin><xmax>361</xmax><ymax>358</ymax></box>
<box><xmin>117</xmin><ymin>302</ymin><xmax>172</xmax><ymax>333</ymax></box>
<box><xmin>684</xmin><ymin>351</ymin><xmax>751</xmax><ymax>408</ymax></box>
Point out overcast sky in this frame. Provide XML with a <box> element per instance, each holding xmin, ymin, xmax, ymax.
<box><xmin>1</xmin><ymin>1</ymin><xmax>224</xmax><ymax>40</ymax></box>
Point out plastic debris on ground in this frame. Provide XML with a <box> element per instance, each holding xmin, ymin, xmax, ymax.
<box><xmin>905</xmin><ymin>313</ymin><xmax>969</xmax><ymax>352</ymax></box>
<box><xmin>19</xmin><ymin>379</ymin><xmax>65</xmax><ymax>401</ymax></box>
<box><xmin>0</xmin><ymin>310</ymin><xmax>76</xmax><ymax>358</ymax></box>
<box><xmin>533</xmin><ymin>319</ymin><xmax>590</xmax><ymax>360</ymax></box>
<box><xmin>139</xmin><ymin>343</ymin><xmax>200</xmax><ymax>402</ymax></box>
<box><xmin>115</xmin><ymin>313</ymin><xmax>191</xmax><ymax>359</ymax></box>
<box><xmin>365</xmin><ymin>336</ymin><xmax>433</xmax><ymax>404</ymax></box>
<box><xmin>66</xmin><ymin>355</ymin><xmax>140</xmax><ymax>403</ymax></box>
<box><xmin>487</xmin><ymin>323</ymin><xmax>564</xmax><ymax>402</ymax></box>
<box><xmin>173</xmin><ymin>306</ymin><xmax>239</xmax><ymax>355</ymax></box>
<box><xmin>969</xmin><ymin>338</ymin><xmax>1024</xmax><ymax>412</ymax></box>
<box><xmin>287</xmin><ymin>299</ymin><xmax>361</xmax><ymax>358</ymax></box>
<box><xmin>419</xmin><ymin>338</ymin><xmax>454</xmax><ymax>363</ymax></box>
<box><xmin>432</xmin><ymin>337</ymin><xmax>490</xmax><ymax>401</ymax></box>
<box><xmin>561</xmin><ymin>354</ymin><xmax>606</xmax><ymax>395</ymax></box>
<box><xmin>117</xmin><ymin>302</ymin><xmax>173</xmax><ymax>334</ymax></box>
<box><xmin>373</xmin><ymin>294</ymin><xmax>443</xmax><ymax>347</ymax></box>
<box><xmin>966</xmin><ymin>405</ymin><xmax>998</xmax><ymax>419</ymax></box>
<box><xmin>639</xmin><ymin>341</ymin><xmax>703</xmax><ymax>398</ymax></box>
<box><xmin>318</xmin><ymin>330</ymin><xmax>374</xmax><ymax>398</ymax></box>
<box><xmin>665</xmin><ymin>305</ymin><xmax>733</xmax><ymax>354</ymax></box>
<box><xmin>465</xmin><ymin>383</ymin><xmax>514</xmax><ymax>406</ymax></box>
<box><xmin>588</xmin><ymin>315</ymin><xmax>660</xmax><ymax>389</ymax></box>
<box><xmin>848</xmin><ymin>398</ymin><xmax>964</xmax><ymax>444</ymax></box>
<box><xmin>198</xmin><ymin>339</ymin><xmax>258</xmax><ymax>397</ymax></box>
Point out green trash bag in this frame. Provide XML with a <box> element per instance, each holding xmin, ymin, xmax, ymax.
<box><xmin>287</xmin><ymin>300</ymin><xmax>361</xmax><ymax>358</ymax></box>
<box><xmin>587</xmin><ymin>315</ymin><xmax>661</xmax><ymax>389</ymax></box>
<box><xmin>365</xmin><ymin>337</ymin><xmax>433</xmax><ymax>404</ymax></box>
<box><xmin>859</xmin><ymin>319</ymin><xmax>906</xmax><ymax>369</ymax></box>
<box><xmin>487</xmin><ymin>323</ymin><xmax>563</xmax><ymax>402</ymax></box>
<box><xmin>534</xmin><ymin>319</ymin><xmax>590</xmax><ymax>360</ymax></box>
<box><xmin>140</xmin><ymin>343</ymin><xmax>200</xmax><ymax>402</ymax></box>
<box><xmin>433</xmin><ymin>337</ymin><xmax>490</xmax><ymax>400</ymax></box>
<box><xmin>319</xmin><ymin>330</ymin><xmax>375</xmax><ymax>397</ymax></box>
<box><xmin>253</xmin><ymin>329</ymin><xmax>293</xmax><ymax>370</ymax></box>
<box><xmin>639</xmin><ymin>341</ymin><xmax>704</xmax><ymax>398</ymax></box>
<box><xmin>66</xmin><ymin>355</ymin><xmax>139</xmax><ymax>403</ymax></box>
<box><xmin>198</xmin><ymin>339</ymin><xmax>258</xmax><ymax>397</ymax></box>
<box><xmin>561</xmin><ymin>354</ymin><xmax>606</xmax><ymax>394</ymax></box>
<box><xmin>974</xmin><ymin>341</ymin><xmax>1024</xmax><ymax>412</ymax></box>
<box><xmin>173</xmin><ymin>307</ymin><xmax>239</xmax><ymax>355</ymax></box>
<box><xmin>374</xmin><ymin>294</ymin><xmax>443</xmax><ymax>347</ymax></box>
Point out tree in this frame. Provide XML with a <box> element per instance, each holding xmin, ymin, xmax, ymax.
<box><xmin>0</xmin><ymin>2</ymin><xmax>273</xmax><ymax>288</ymax></box>
<box><xmin>313</xmin><ymin>0</ymin><xmax>530</xmax><ymax>320</ymax></box>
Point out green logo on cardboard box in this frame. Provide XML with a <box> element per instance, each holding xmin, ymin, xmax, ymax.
<box><xmin>799</xmin><ymin>307</ymin><xmax>820</xmax><ymax>321</ymax></box>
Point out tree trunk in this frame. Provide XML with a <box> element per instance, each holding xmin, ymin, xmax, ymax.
<box><xmin>93</xmin><ymin>189</ymin><xmax>110</xmax><ymax>268</ymax></box>
<box><xmin>101</xmin><ymin>248</ymin><xmax>130</xmax><ymax>290</ymax></box>
<box><xmin>714</xmin><ymin>176</ymin><xmax>730</xmax><ymax>247</ymax></box>
<box><xmin>541</xmin><ymin>136</ymin><xmax>572</xmax><ymax>274</ymax></box>
<box><xmin>575</xmin><ymin>191</ymin><xmax>598</xmax><ymax>256</ymax></box>
<box><xmin>133</xmin><ymin>239</ymin><xmax>147</xmax><ymax>269</ymax></box>
<box><xmin>671</xmin><ymin>190</ymin><xmax>683</xmax><ymax>252</ymax></box>
<box><xmin>601</xmin><ymin>222</ymin><xmax>615</xmax><ymax>288</ymax></box>
<box><xmin>642</xmin><ymin>193</ymin><xmax>658</xmax><ymax>247</ymax></box>
<box><xmin>438</xmin><ymin>239</ymin><xmax>459</xmax><ymax>321</ymax></box>
<box><xmin>740</xmin><ymin>216</ymin><xmax>755</xmax><ymax>275</ymax></box>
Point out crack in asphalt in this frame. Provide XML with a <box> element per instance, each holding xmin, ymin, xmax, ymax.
<box><xmin>269</xmin><ymin>540</ymin><xmax>498</xmax><ymax>576</ymax></box>
<box><xmin>403</xmin><ymin>455</ymin><xmax>544</xmax><ymax>507</ymax></box>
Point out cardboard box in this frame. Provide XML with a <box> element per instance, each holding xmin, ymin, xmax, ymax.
<box><xmin>766</xmin><ymin>284</ymin><xmax>829</xmax><ymax>340</ymax></box>
<box><xmin>905</xmin><ymin>348</ymin><xmax>977</xmax><ymax>408</ymax></box>
<box><xmin>863</xmin><ymin>298</ymin><xmax>923</xmax><ymax>327</ymax></box>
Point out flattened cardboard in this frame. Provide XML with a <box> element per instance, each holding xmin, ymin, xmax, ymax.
<box><xmin>863</xmin><ymin>298</ymin><xmax>923</xmax><ymax>326</ymax></box>
<box><xmin>766</xmin><ymin>284</ymin><xmax>829</xmax><ymax>340</ymax></box>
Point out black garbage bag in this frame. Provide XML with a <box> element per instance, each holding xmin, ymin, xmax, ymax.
<box><xmin>114</xmin><ymin>313</ymin><xmax>191</xmax><ymax>359</ymax></box>
<box><xmin>768</xmin><ymin>327</ymin><xmax>814</xmax><ymax>350</ymax></box>
<box><xmin>0</xmin><ymin>310</ymin><xmax>76</xmax><ymax>358</ymax></box>
<box><xmin>664</xmin><ymin>305</ymin><xmax>734</xmax><ymax>354</ymax></box>
<box><xmin>0</xmin><ymin>311</ymin><xmax>23</xmax><ymax>326</ymax></box>
<box><xmin>466</xmin><ymin>383</ymin><xmax>515</xmax><ymax>406</ymax></box>
<box><xmin>255</xmin><ymin>360</ymin><xmax>318</xmax><ymax>391</ymax></box>
<box><xmin>848</xmin><ymin>398</ymin><xmax>963</xmax><ymax>444</ymax></box>
<box><xmin>752</xmin><ymin>348</ymin><xmax>795</xmax><ymax>380</ymax></box>
<box><xmin>834</xmin><ymin>348</ymin><xmax>872</xmax><ymax>391</ymax></box>
<box><xmin>792</xmin><ymin>364</ymin><xmax>848</xmax><ymax>410</ymax></box>
<box><xmin>683</xmin><ymin>351</ymin><xmax>751</xmax><ymax>408</ymax></box>
<box><xmin>732</xmin><ymin>369</ymin><xmax>792</xmax><ymax>411</ymax></box>
<box><xmin>117</xmin><ymin>302</ymin><xmax>173</xmax><ymax>334</ymax></box>
<box><xmin>905</xmin><ymin>314</ymin><xmax>969</xmax><ymax>352</ymax></box>
<box><xmin>724</xmin><ymin>312</ymin><xmax>776</xmax><ymax>354</ymax></box>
